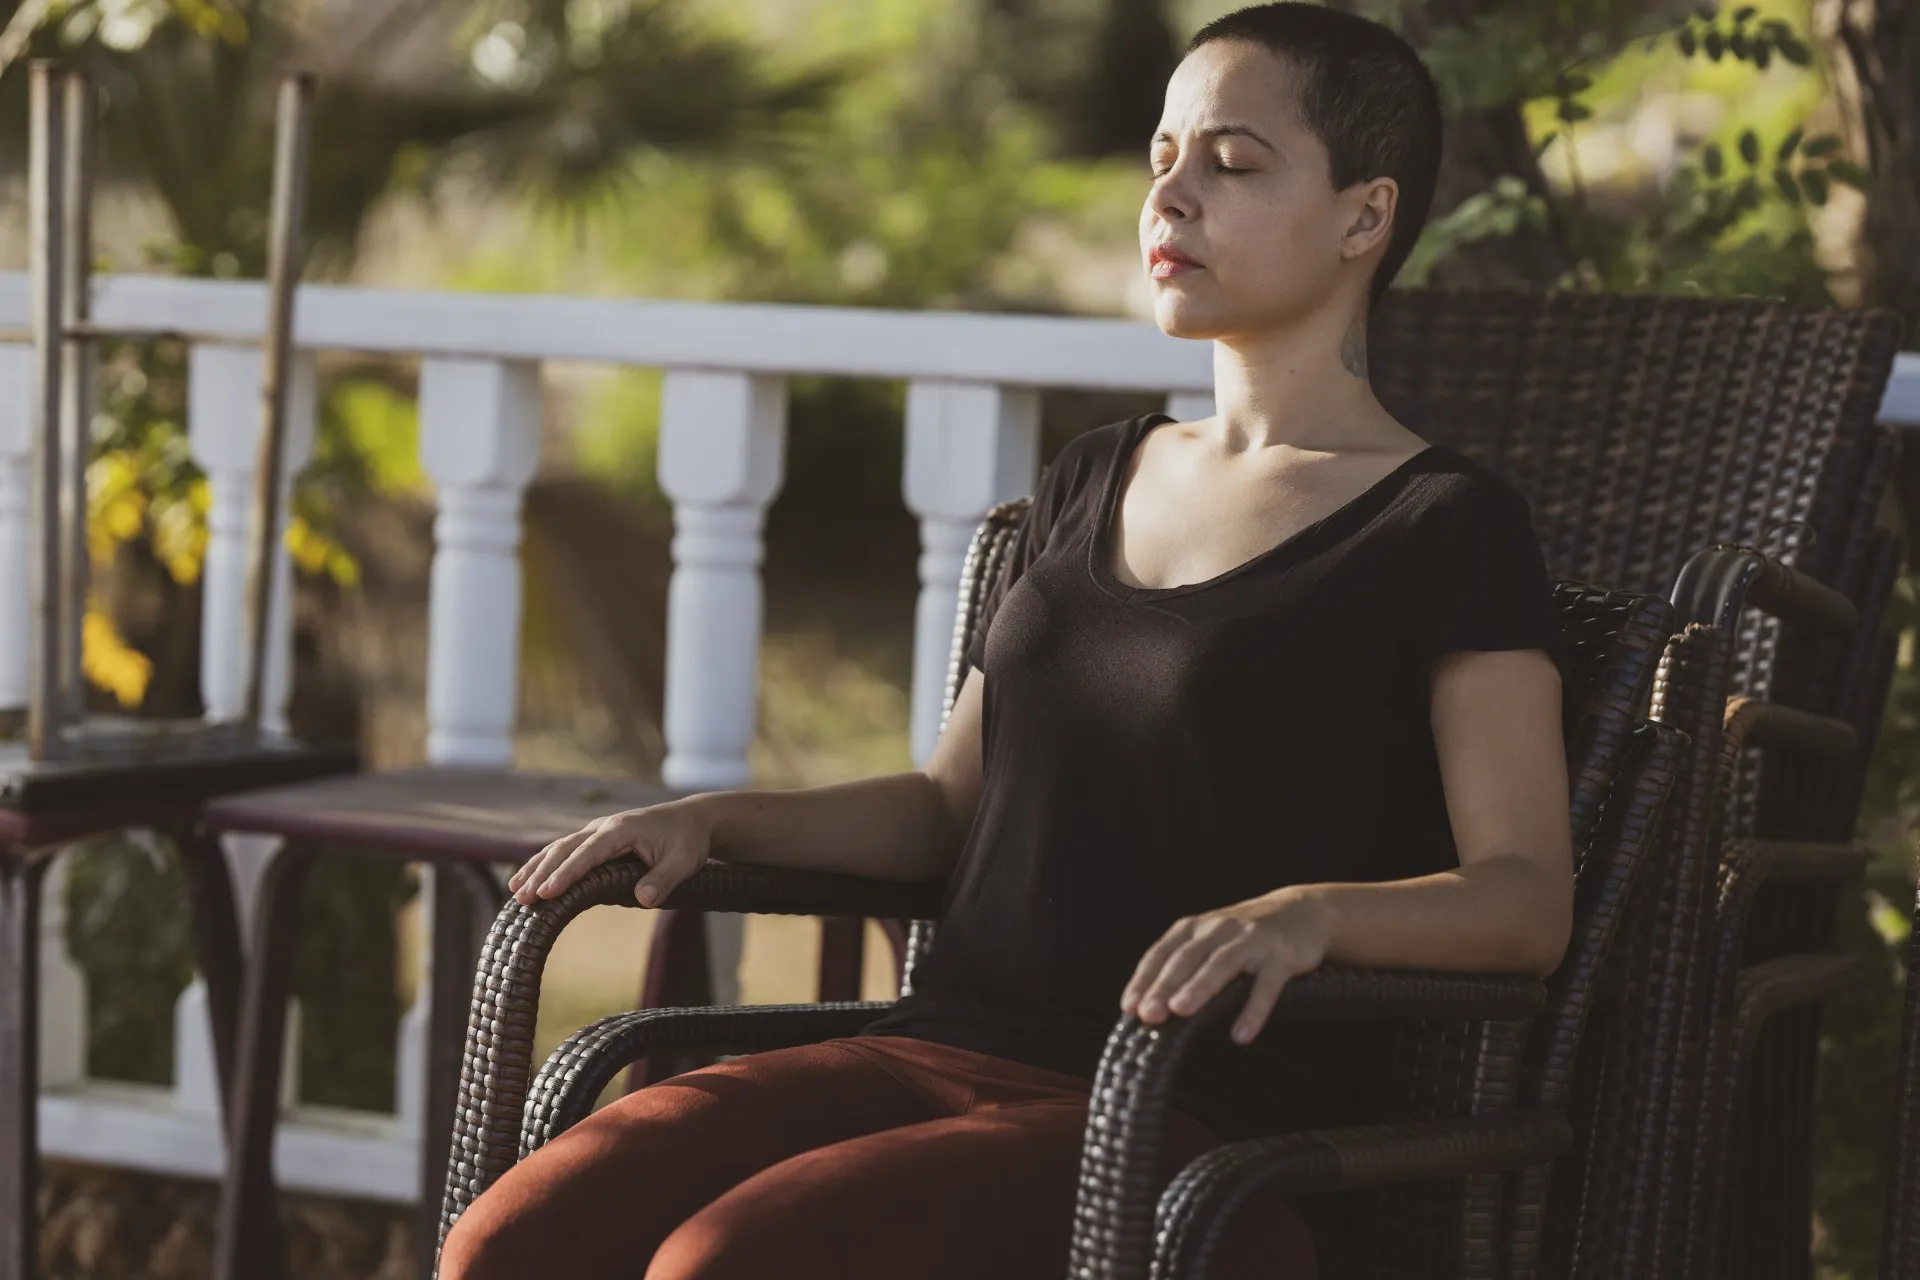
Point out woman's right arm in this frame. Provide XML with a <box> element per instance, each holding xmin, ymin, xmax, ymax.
<box><xmin>509</xmin><ymin>667</ymin><xmax>989</xmax><ymax>907</ymax></box>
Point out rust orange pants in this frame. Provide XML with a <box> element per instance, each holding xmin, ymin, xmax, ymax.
<box><xmin>438</xmin><ymin>1032</ymin><xmax>1318</xmax><ymax>1279</ymax></box>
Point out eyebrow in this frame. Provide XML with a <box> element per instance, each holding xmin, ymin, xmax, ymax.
<box><xmin>1150</xmin><ymin>124</ymin><xmax>1277</xmax><ymax>151</ymax></box>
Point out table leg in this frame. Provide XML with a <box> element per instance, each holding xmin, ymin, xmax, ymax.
<box><xmin>212</xmin><ymin>840</ymin><xmax>313</xmax><ymax>1280</ymax></box>
<box><xmin>817</xmin><ymin>917</ymin><xmax>864</xmax><ymax>1001</ymax></box>
<box><xmin>0</xmin><ymin>850</ymin><xmax>46</xmax><ymax>1280</ymax></box>
<box><xmin>628</xmin><ymin>907</ymin><xmax>715</xmax><ymax>1090</ymax></box>
<box><xmin>171</xmin><ymin>824</ymin><xmax>244</xmax><ymax>1129</ymax></box>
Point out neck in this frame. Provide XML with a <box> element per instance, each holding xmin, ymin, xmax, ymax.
<box><xmin>1207</xmin><ymin>301</ymin><xmax>1393</xmax><ymax>452</ymax></box>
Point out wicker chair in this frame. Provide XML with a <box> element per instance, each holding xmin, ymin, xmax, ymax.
<box><xmin>1360</xmin><ymin>291</ymin><xmax>1904</xmax><ymax>1280</ymax></box>
<box><xmin>433</xmin><ymin>478</ymin><xmax>1686</xmax><ymax>1279</ymax></box>
<box><xmin>632</xmin><ymin>296</ymin><xmax>1897</xmax><ymax>1277</ymax></box>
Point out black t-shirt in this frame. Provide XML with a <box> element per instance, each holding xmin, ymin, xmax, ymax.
<box><xmin>857</xmin><ymin>412</ymin><xmax>1570</xmax><ymax>1138</ymax></box>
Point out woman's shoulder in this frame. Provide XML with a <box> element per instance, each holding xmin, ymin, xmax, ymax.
<box><xmin>1027</xmin><ymin>414</ymin><xmax>1153</xmax><ymax>519</ymax></box>
<box><xmin>1401</xmin><ymin>443</ymin><xmax>1539</xmax><ymax>529</ymax></box>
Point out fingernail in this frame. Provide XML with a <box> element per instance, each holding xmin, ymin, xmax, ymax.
<box><xmin>637</xmin><ymin>885</ymin><xmax>656</xmax><ymax>905</ymax></box>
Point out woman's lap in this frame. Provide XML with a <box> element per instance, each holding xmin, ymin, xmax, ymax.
<box><xmin>438</xmin><ymin>1034</ymin><xmax>1317</xmax><ymax>1280</ymax></box>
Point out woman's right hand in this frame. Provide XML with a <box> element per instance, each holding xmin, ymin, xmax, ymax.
<box><xmin>508</xmin><ymin>798</ymin><xmax>715</xmax><ymax>908</ymax></box>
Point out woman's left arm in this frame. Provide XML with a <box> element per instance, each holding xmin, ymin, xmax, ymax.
<box><xmin>1121</xmin><ymin>646</ymin><xmax>1573</xmax><ymax>1046</ymax></box>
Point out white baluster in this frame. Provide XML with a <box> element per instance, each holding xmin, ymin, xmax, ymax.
<box><xmin>171</xmin><ymin>977</ymin><xmax>221</xmax><ymax>1115</ymax></box>
<box><xmin>187</xmin><ymin>343</ymin><xmax>318</xmax><ymax>735</ymax></box>
<box><xmin>1165</xmin><ymin>390</ymin><xmax>1215</xmax><ymax>423</ymax></box>
<box><xmin>38</xmin><ymin>850</ymin><xmax>88</xmax><ymax>1090</ymax></box>
<box><xmin>657</xmin><ymin>370</ymin><xmax>784</xmax><ymax>1010</ymax></box>
<box><xmin>394</xmin><ymin>864</ymin><xmax>431</xmax><ymax>1134</ymax></box>
<box><xmin>657</xmin><ymin>370</ymin><xmax>787</xmax><ymax>790</ymax></box>
<box><xmin>419</xmin><ymin>358</ymin><xmax>542</xmax><ymax>768</ymax></box>
<box><xmin>0</xmin><ymin>343</ymin><xmax>34</xmax><ymax>715</ymax></box>
<box><xmin>902</xmin><ymin>380</ymin><xmax>1040</xmax><ymax>766</ymax></box>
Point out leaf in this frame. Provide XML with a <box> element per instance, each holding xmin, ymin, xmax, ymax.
<box><xmin>1774</xmin><ymin>169</ymin><xmax>1802</xmax><ymax>203</ymax></box>
<box><xmin>1730</xmin><ymin>30</ymin><xmax>1750</xmax><ymax>59</ymax></box>
<box><xmin>1735</xmin><ymin>4</ymin><xmax>1758</xmax><ymax>20</ymax></box>
<box><xmin>1828</xmin><ymin>160</ymin><xmax>1873</xmax><ymax>191</ymax></box>
<box><xmin>1562</xmin><ymin>73</ymin><xmax>1592</xmax><ymax>94</ymax></box>
<box><xmin>1804</xmin><ymin>134</ymin><xmax>1844</xmax><ymax>158</ymax></box>
<box><xmin>1704</xmin><ymin>29</ymin><xmax>1725</xmax><ymax>59</ymax></box>
<box><xmin>1739</xmin><ymin>131</ymin><xmax>1760</xmax><ymax>166</ymax></box>
<box><xmin>1703</xmin><ymin>143</ymin><xmax>1725</xmax><ymax>178</ymax></box>
<box><xmin>1558</xmin><ymin>99</ymin><xmax>1593</xmax><ymax>123</ymax></box>
<box><xmin>1801</xmin><ymin>169</ymin><xmax>1830</xmax><ymax>205</ymax></box>
<box><xmin>1753</xmin><ymin>40</ymin><xmax>1771</xmax><ymax>70</ymax></box>
<box><xmin>1777</xmin><ymin>127</ymin><xmax>1803</xmax><ymax>161</ymax></box>
<box><xmin>1777</xmin><ymin>33</ymin><xmax>1813</xmax><ymax>65</ymax></box>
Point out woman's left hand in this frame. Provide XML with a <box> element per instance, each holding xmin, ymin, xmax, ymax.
<box><xmin>1119</xmin><ymin>888</ymin><xmax>1337</xmax><ymax>1046</ymax></box>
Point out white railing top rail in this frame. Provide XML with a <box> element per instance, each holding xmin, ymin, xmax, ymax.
<box><xmin>0</xmin><ymin>272</ymin><xmax>1216</xmax><ymax>392</ymax></box>
<box><xmin>4</xmin><ymin>271</ymin><xmax>1916</xmax><ymax>424</ymax></box>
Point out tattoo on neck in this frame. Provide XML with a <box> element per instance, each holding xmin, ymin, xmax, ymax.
<box><xmin>1341</xmin><ymin>316</ymin><xmax>1368</xmax><ymax>379</ymax></box>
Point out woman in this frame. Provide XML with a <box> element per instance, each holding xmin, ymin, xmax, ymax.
<box><xmin>440</xmin><ymin>4</ymin><xmax>1573</xmax><ymax>1278</ymax></box>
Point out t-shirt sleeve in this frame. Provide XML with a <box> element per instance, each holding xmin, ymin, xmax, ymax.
<box><xmin>1417</xmin><ymin>485</ymin><xmax>1570</xmax><ymax>681</ymax></box>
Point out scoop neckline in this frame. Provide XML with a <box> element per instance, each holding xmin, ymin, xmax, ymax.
<box><xmin>1088</xmin><ymin>412</ymin><xmax>1441</xmax><ymax>602</ymax></box>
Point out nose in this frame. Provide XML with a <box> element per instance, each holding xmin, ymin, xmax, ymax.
<box><xmin>1148</xmin><ymin>167</ymin><xmax>1193</xmax><ymax>225</ymax></box>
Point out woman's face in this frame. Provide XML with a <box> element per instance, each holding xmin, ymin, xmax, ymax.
<box><xmin>1140</xmin><ymin>40</ymin><xmax>1394</xmax><ymax>342</ymax></box>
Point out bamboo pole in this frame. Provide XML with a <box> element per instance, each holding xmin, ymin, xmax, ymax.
<box><xmin>239</xmin><ymin>72</ymin><xmax>315</xmax><ymax>734</ymax></box>
<box><xmin>57</xmin><ymin>67</ymin><xmax>94</xmax><ymax>726</ymax></box>
<box><xmin>26</xmin><ymin>61</ymin><xmax>65</xmax><ymax>762</ymax></box>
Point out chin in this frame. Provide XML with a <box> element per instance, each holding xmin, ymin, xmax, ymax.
<box><xmin>1151</xmin><ymin>293</ymin><xmax>1236</xmax><ymax>341</ymax></box>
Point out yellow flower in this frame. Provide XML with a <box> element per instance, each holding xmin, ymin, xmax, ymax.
<box><xmin>82</xmin><ymin>608</ymin><xmax>153</xmax><ymax>709</ymax></box>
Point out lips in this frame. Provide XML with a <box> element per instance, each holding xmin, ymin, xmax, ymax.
<box><xmin>1148</xmin><ymin>242</ymin><xmax>1203</xmax><ymax>279</ymax></box>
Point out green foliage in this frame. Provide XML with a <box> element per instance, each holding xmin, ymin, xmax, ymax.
<box><xmin>1390</xmin><ymin>0</ymin><xmax>1845</xmax><ymax>301</ymax></box>
<box><xmin>63</xmin><ymin>835</ymin><xmax>195</xmax><ymax>1085</ymax></box>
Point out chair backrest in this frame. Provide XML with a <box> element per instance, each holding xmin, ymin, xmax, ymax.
<box><xmin>1370</xmin><ymin>291</ymin><xmax>1902</xmax><ymax>844</ymax></box>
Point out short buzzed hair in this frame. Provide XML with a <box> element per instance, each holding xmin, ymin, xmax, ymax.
<box><xmin>1187</xmin><ymin>3</ymin><xmax>1442</xmax><ymax>303</ymax></box>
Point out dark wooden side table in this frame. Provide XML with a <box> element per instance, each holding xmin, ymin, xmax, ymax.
<box><xmin>199</xmin><ymin>768</ymin><xmax>689</xmax><ymax>1280</ymax></box>
<box><xmin>0</xmin><ymin>739</ymin><xmax>357</xmax><ymax>1280</ymax></box>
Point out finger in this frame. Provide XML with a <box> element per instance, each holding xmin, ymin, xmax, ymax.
<box><xmin>535</xmin><ymin>821</ymin><xmax>640</xmax><ymax>898</ymax></box>
<box><xmin>512</xmin><ymin>828</ymin><xmax>596</xmax><ymax>902</ymax></box>
<box><xmin>633</xmin><ymin>851</ymin><xmax>695</xmax><ymax>907</ymax></box>
<box><xmin>1229</xmin><ymin>963</ymin><xmax>1295</xmax><ymax>1046</ymax></box>
<box><xmin>1121</xmin><ymin>918</ymin><xmax>1198</xmax><ymax>1013</ymax></box>
<box><xmin>1137</xmin><ymin>934</ymin><xmax>1226</xmax><ymax>1021</ymax></box>
<box><xmin>1165</xmin><ymin>940</ymin><xmax>1261</xmax><ymax>1018</ymax></box>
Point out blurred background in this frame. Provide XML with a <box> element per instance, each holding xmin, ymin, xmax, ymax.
<box><xmin>0</xmin><ymin>0</ymin><xmax>1915</xmax><ymax>1274</ymax></box>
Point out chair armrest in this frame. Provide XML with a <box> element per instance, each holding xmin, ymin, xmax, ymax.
<box><xmin>1697</xmin><ymin>842</ymin><xmax>1866</xmax><ymax>1087</ymax></box>
<box><xmin>1727</xmin><ymin>951</ymin><xmax>1864</xmax><ymax>1057</ymax></box>
<box><xmin>1672</xmin><ymin>543</ymin><xmax>1858</xmax><ymax>636</ymax></box>
<box><xmin>1722</xmin><ymin>698</ymin><xmax>1858</xmax><ymax>760</ymax></box>
<box><xmin>522</xmin><ymin>1002</ymin><xmax>895</xmax><ymax>1158</ymax></box>
<box><xmin>1142</xmin><ymin>1110</ymin><xmax>1570</xmax><ymax>1279</ymax></box>
<box><xmin>1065</xmin><ymin>970</ymin><xmax>1540</xmax><ymax>1280</ymax></box>
<box><xmin>437</xmin><ymin>852</ymin><xmax>935</xmax><ymax>1258</ymax></box>
<box><xmin>1268</xmin><ymin>967</ymin><xmax>1546</xmax><ymax>1023</ymax></box>
<box><xmin>655</xmin><ymin>855</ymin><xmax>947</xmax><ymax>919</ymax></box>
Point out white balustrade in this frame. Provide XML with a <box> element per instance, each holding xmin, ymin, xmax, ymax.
<box><xmin>902</xmin><ymin>380</ymin><xmax>1040</xmax><ymax>764</ymax></box>
<box><xmin>0</xmin><ymin>343</ymin><xmax>33</xmax><ymax>714</ymax></box>
<box><xmin>420</xmin><ymin>357</ymin><xmax>544</xmax><ymax>769</ymax></box>
<box><xmin>188</xmin><ymin>342</ymin><xmax>318</xmax><ymax>736</ymax></box>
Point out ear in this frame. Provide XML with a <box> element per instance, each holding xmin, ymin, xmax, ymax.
<box><xmin>1340</xmin><ymin>178</ymin><xmax>1399</xmax><ymax>262</ymax></box>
